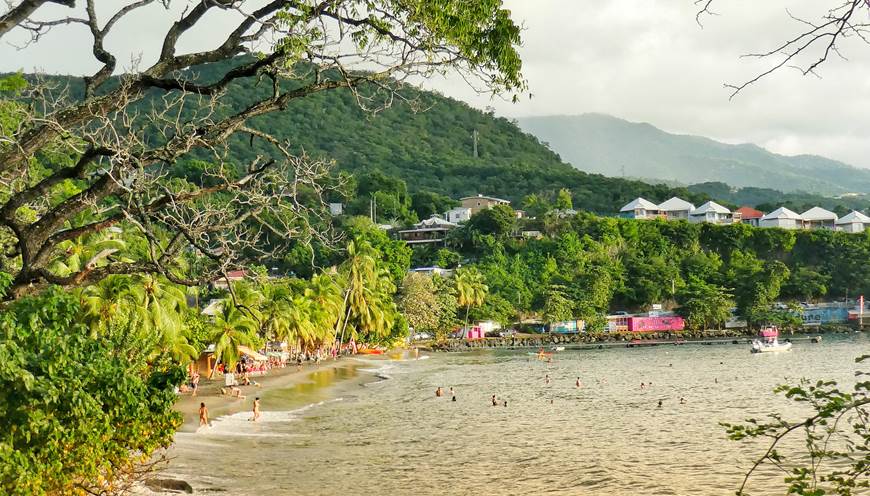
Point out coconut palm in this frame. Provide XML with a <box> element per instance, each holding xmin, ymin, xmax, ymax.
<box><xmin>305</xmin><ymin>273</ymin><xmax>343</xmax><ymax>342</ymax></box>
<box><xmin>338</xmin><ymin>241</ymin><xmax>397</xmax><ymax>345</ymax></box>
<box><xmin>210</xmin><ymin>303</ymin><xmax>258</xmax><ymax>375</ymax></box>
<box><xmin>259</xmin><ymin>283</ymin><xmax>292</xmax><ymax>340</ymax></box>
<box><xmin>48</xmin><ymin>232</ymin><xmax>126</xmax><ymax>277</ymax></box>
<box><xmin>285</xmin><ymin>295</ymin><xmax>319</xmax><ymax>349</ymax></box>
<box><xmin>80</xmin><ymin>275</ymin><xmax>140</xmax><ymax>332</ymax></box>
<box><xmin>455</xmin><ymin>267</ymin><xmax>488</xmax><ymax>333</ymax></box>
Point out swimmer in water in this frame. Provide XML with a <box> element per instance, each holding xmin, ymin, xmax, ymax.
<box><xmin>452</xmin><ymin>395</ymin><xmax>457</xmax><ymax>402</ymax></box>
<box><xmin>575</xmin><ymin>377</ymin><xmax>582</xmax><ymax>388</ymax></box>
<box><xmin>640</xmin><ymin>382</ymin><xmax>646</xmax><ymax>389</ymax></box>
<box><xmin>545</xmin><ymin>374</ymin><xmax>550</xmax><ymax>385</ymax></box>
<box><xmin>436</xmin><ymin>386</ymin><xmax>443</xmax><ymax>397</ymax></box>
<box><xmin>492</xmin><ymin>394</ymin><xmax>498</xmax><ymax>407</ymax></box>
<box><xmin>503</xmin><ymin>400</ymin><xmax>508</xmax><ymax>407</ymax></box>
<box><xmin>680</xmin><ymin>397</ymin><xmax>686</xmax><ymax>404</ymax></box>
<box><xmin>657</xmin><ymin>399</ymin><xmax>662</xmax><ymax>408</ymax></box>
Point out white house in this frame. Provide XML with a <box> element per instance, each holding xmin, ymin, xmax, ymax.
<box><xmin>835</xmin><ymin>211</ymin><xmax>870</xmax><ymax>233</ymax></box>
<box><xmin>445</xmin><ymin>206</ymin><xmax>472</xmax><ymax>224</ymax></box>
<box><xmin>800</xmin><ymin>207</ymin><xmax>838</xmax><ymax>230</ymax></box>
<box><xmin>397</xmin><ymin>216</ymin><xmax>458</xmax><ymax>245</ymax></box>
<box><xmin>657</xmin><ymin>197</ymin><xmax>696</xmax><ymax>220</ymax></box>
<box><xmin>619</xmin><ymin>197</ymin><xmax>660</xmax><ymax>220</ymax></box>
<box><xmin>328</xmin><ymin>202</ymin><xmax>344</xmax><ymax>216</ymax></box>
<box><xmin>760</xmin><ymin>207</ymin><xmax>803</xmax><ymax>230</ymax></box>
<box><xmin>688</xmin><ymin>201</ymin><xmax>732</xmax><ymax>224</ymax></box>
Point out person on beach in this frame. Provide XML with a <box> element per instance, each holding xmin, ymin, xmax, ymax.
<box><xmin>251</xmin><ymin>397</ymin><xmax>261</xmax><ymax>421</ymax></box>
<box><xmin>199</xmin><ymin>402</ymin><xmax>209</xmax><ymax>427</ymax></box>
<box><xmin>491</xmin><ymin>395</ymin><xmax>498</xmax><ymax>406</ymax></box>
<box><xmin>191</xmin><ymin>372</ymin><xmax>200</xmax><ymax>397</ymax></box>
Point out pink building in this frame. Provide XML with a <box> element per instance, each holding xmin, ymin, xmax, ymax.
<box><xmin>627</xmin><ymin>316</ymin><xmax>685</xmax><ymax>332</ymax></box>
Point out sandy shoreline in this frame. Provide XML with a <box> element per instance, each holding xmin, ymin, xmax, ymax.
<box><xmin>174</xmin><ymin>358</ymin><xmax>357</xmax><ymax>432</ymax></box>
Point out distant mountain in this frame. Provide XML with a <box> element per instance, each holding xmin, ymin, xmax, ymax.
<box><xmin>517</xmin><ymin>113</ymin><xmax>870</xmax><ymax>196</ymax></box>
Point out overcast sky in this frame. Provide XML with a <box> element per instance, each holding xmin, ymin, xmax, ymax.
<box><xmin>3</xmin><ymin>0</ymin><xmax>870</xmax><ymax>168</ymax></box>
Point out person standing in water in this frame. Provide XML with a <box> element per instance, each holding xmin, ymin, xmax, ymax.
<box><xmin>251</xmin><ymin>397</ymin><xmax>261</xmax><ymax>421</ymax></box>
<box><xmin>199</xmin><ymin>402</ymin><xmax>209</xmax><ymax>427</ymax></box>
<box><xmin>545</xmin><ymin>374</ymin><xmax>551</xmax><ymax>385</ymax></box>
<box><xmin>575</xmin><ymin>377</ymin><xmax>582</xmax><ymax>388</ymax></box>
<box><xmin>657</xmin><ymin>399</ymin><xmax>663</xmax><ymax>408</ymax></box>
<box><xmin>436</xmin><ymin>387</ymin><xmax>444</xmax><ymax>397</ymax></box>
<box><xmin>491</xmin><ymin>395</ymin><xmax>498</xmax><ymax>406</ymax></box>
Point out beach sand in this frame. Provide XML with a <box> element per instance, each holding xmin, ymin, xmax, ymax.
<box><xmin>174</xmin><ymin>359</ymin><xmax>352</xmax><ymax>431</ymax></box>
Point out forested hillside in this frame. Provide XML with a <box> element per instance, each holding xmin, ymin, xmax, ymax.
<box><xmin>18</xmin><ymin>59</ymin><xmax>707</xmax><ymax>214</ymax></box>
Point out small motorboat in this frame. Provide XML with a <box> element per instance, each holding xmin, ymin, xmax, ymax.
<box><xmin>357</xmin><ymin>348</ymin><xmax>384</xmax><ymax>355</ymax></box>
<box><xmin>750</xmin><ymin>326</ymin><xmax>792</xmax><ymax>353</ymax></box>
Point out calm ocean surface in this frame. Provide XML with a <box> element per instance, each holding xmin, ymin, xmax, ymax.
<box><xmin>165</xmin><ymin>334</ymin><xmax>868</xmax><ymax>495</ymax></box>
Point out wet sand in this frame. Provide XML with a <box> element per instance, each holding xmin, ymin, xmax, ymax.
<box><xmin>174</xmin><ymin>359</ymin><xmax>353</xmax><ymax>431</ymax></box>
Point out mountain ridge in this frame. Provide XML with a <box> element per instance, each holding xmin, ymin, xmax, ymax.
<box><xmin>517</xmin><ymin>113</ymin><xmax>870</xmax><ymax>196</ymax></box>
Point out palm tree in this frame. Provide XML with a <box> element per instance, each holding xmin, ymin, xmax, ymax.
<box><xmin>210</xmin><ymin>303</ymin><xmax>258</xmax><ymax>376</ymax></box>
<box><xmin>455</xmin><ymin>267</ymin><xmax>488</xmax><ymax>334</ymax></box>
<box><xmin>338</xmin><ymin>241</ymin><xmax>397</xmax><ymax>345</ymax></box>
<box><xmin>305</xmin><ymin>273</ymin><xmax>343</xmax><ymax>345</ymax></box>
<box><xmin>285</xmin><ymin>295</ymin><xmax>319</xmax><ymax>349</ymax></box>
<box><xmin>49</xmin><ymin>232</ymin><xmax>126</xmax><ymax>277</ymax></box>
<box><xmin>80</xmin><ymin>275</ymin><xmax>139</xmax><ymax>332</ymax></box>
<box><xmin>260</xmin><ymin>283</ymin><xmax>292</xmax><ymax>341</ymax></box>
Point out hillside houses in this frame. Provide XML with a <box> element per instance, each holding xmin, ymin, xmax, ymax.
<box><xmin>835</xmin><ymin>211</ymin><xmax>870</xmax><ymax>233</ymax></box>
<box><xmin>760</xmin><ymin>207</ymin><xmax>803</xmax><ymax>229</ymax></box>
<box><xmin>618</xmin><ymin>196</ymin><xmax>870</xmax><ymax>233</ymax></box>
<box><xmin>800</xmin><ymin>207</ymin><xmax>838</xmax><ymax>230</ymax></box>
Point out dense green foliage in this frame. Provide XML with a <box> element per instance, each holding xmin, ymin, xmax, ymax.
<box><xmin>0</xmin><ymin>289</ymin><xmax>184</xmax><ymax>495</ymax></box>
<box><xmin>520</xmin><ymin>113</ymin><xmax>870</xmax><ymax>198</ymax></box>
<box><xmin>423</xmin><ymin>209</ymin><xmax>870</xmax><ymax>329</ymax></box>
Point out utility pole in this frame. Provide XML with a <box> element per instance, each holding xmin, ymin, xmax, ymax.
<box><xmin>472</xmin><ymin>129</ymin><xmax>479</xmax><ymax>158</ymax></box>
<box><xmin>621</xmin><ymin>164</ymin><xmax>626</xmax><ymax>178</ymax></box>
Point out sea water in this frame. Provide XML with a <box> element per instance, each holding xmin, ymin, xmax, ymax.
<box><xmin>162</xmin><ymin>334</ymin><xmax>867</xmax><ymax>495</ymax></box>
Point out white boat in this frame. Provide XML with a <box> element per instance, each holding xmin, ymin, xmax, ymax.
<box><xmin>551</xmin><ymin>346</ymin><xmax>565</xmax><ymax>352</ymax></box>
<box><xmin>750</xmin><ymin>326</ymin><xmax>792</xmax><ymax>353</ymax></box>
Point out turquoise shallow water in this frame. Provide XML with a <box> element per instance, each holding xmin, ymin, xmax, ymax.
<box><xmin>165</xmin><ymin>334</ymin><xmax>868</xmax><ymax>495</ymax></box>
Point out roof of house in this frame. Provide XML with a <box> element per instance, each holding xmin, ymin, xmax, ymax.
<box><xmin>735</xmin><ymin>206</ymin><xmax>764</xmax><ymax>219</ymax></box>
<box><xmin>801</xmin><ymin>206</ymin><xmax>838</xmax><ymax>221</ymax></box>
<box><xmin>445</xmin><ymin>206</ymin><xmax>472</xmax><ymax>213</ymax></box>
<box><xmin>459</xmin><ymin>194</ymin><xmax>510</xmax><ymax>204</ymax></box>
<box><xmin>619</xmin><ymin>197</ymin><xmax>659</xmax><ymax>212</ymax></box>
<box><xmin>657</xmin><ymin>196</ymin><xmax>696</xmax><ymax>212</ymax></box>
<box><xmin>414</xmin><ymin>216</ymin><xmax>457</xmax><ymax>228</ymax></box>
<box><xmin>691</xmin><ymin>201</ymin><xmax>730</xmax><ymax>215</ymax></box>
<box><xmin>762</xmin><ymin>207</ymin><xmax>803</xmax><ymax>221</ymax></box>
<box><xmin>836</xmin><ymin>210</ymin><xmax>870</xmax><ymax>224</ymax></box>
